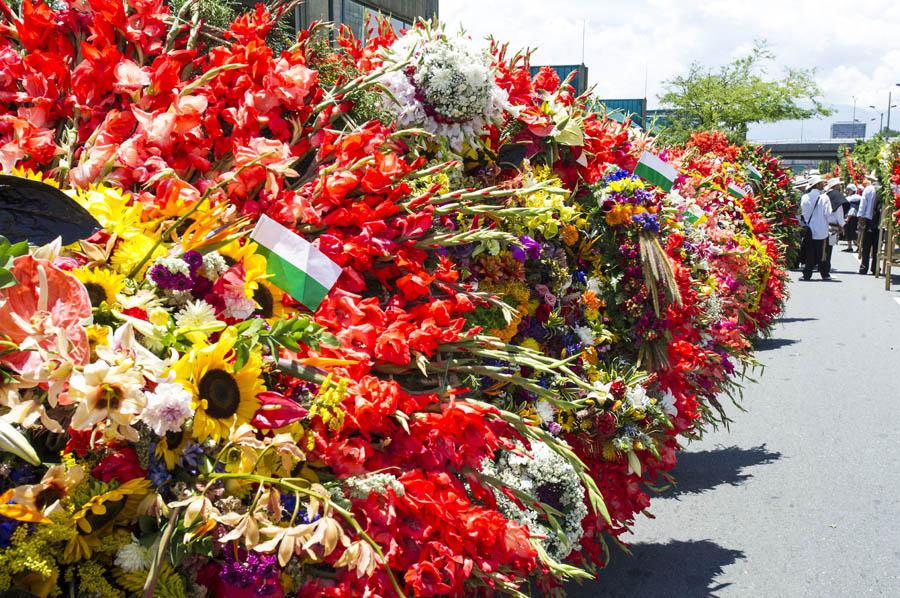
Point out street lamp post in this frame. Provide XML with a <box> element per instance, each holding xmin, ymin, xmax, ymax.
<box><xmin>870</xmin><ymin>105</ymin><xmax>885</xmax><ymax>133</ymax></box>
<box><xmin>888</xmin><ymin>90</ymin><xmax>894</xmax><ymax>133</ymax></box>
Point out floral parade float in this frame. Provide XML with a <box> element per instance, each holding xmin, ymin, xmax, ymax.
<box><xmin>0</xmin><ymin>2</ymin><xmax>790</xmax><ymax>596</ymax></box>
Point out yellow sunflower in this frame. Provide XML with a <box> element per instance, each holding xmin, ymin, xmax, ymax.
<box><xmin>173</xmin><ymin>327</ymin><xmax>264</xmax><ymax>442</ymax></box>
<box><xmin>155</xmin><ymin>426</ymin><xmax>190</xmax><ymax>470</ymax></box>
<box><xmin>63</xmin><ymin>477</ymin><xmax>151</xmax><ymax>563</ymax></box>
<box><xmin>251</xmin><ymin>277</ymin><xmax>294</xmax><ymax>321</ymax></box>
<box><xmin>71</xmin><ymin>266</ymin><xmax>127</xmax><ymax>309</ymax></box>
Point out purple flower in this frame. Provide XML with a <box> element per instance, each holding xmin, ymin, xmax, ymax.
<box><xmin>220</xmin><ymin>548</ymin><xmax>281</xmax><ymax>596</ymax></box>
<box><xmin>183</xmin><ymin>251</ymin><xmax>203</xmax><ymax>275</ymax></box>
<box><xmin>148</xmin><ymin>264</ymin><xmax>193</xmax><ymax>291</ymax></box>
<box><xmin>512</xmin><ymin>235</ymin><xmax>542</xmax><ymax>262</ymax></box>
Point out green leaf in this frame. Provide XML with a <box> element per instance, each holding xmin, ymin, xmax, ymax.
<box><xmin>0</xmin><ymin>269</ymin><xmax>17</xmax><ymax>289</ymax></box>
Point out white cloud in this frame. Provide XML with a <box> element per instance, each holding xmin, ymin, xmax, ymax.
<box><xmin>440</xmin><ymin>0</ymin><xmax>900</xmax><ymax>137</ymax></box>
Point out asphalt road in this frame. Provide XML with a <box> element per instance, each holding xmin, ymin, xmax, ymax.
<box><xmin>569</xmin><ymin>248</ymin><xmax>900</xmax><ymax>597</ymax></box>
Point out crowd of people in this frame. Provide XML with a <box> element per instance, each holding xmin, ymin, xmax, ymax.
<box><xmin>795</xmin><ymin>170</ymin><xmax>881</xmax><ymax>280</ymax></box>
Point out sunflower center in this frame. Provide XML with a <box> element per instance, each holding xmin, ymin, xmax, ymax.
<box><xmin>83</xmin><ymin>282</ymin><xmax>108</xmax><ymax>308</ymax></box>
<box><xmin>165</xmin><ymin>429</ymin><xmax>184</xmax><ymax>448</ymax></box>
<box><xmin>199</xmin><ymin>369</ymin><xmax>241</xmax><ymax>419</ymax></box>
<box><xmin>95</xmin><ymin>384</ymin><xmax>123</xmax><ymax>411</ymax></box>
<box><xmin>83</xmin><ymin>496</ymin><xmax>126</xmax><ymax>532</ymax></box>
<box><xmin>253</xmin><ymin>285</ymin><xmax>274</xmax><ymax>318</ymax></box>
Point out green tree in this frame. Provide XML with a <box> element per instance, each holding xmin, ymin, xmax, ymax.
<box><xmin>657</xmin><ymin>44</ymin><xmax>832</xmax><ymax>143</ymax></box>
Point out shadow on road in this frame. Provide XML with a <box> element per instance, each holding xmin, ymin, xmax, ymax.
<box><xmin>661</xmin><ymin>445</ymin><xmax>781</xmax><ymax>498</ymax></box>
<box><xmin>775</xmin><ymin>317</ymin><xmax>816</xmax><ymax>324</ymax></box>
<box><xmin>567</xmin><ymin>540</ymin><xmax>745</xmax><ymax>598</ymax></box>
<box><xmin>752</xmin><ymin>337</ymin><xmax>798</xmax><ymax>351</ymax></box>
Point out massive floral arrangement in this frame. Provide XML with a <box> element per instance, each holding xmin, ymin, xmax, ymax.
<box><xmin>0</xmin><ymin>3</ymin><xmax>789</xmax><ymax>596</ymax></box>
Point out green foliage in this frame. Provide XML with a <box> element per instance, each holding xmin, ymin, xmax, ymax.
<box><xmin>166</xmin><ymin>0</ymin><xmax>295</xmax><ymax>53</ymax></box>
<box><xmin>658</xmin><ymin>44</ymin><xmax>832</xmax><ymax>143</ymax></box>
<box><xmin>233</xmin><ymin>315</ymin><xmax>340</xmax><ymax>369</ymax></box>
<box><xmin>850</xmin><ymin>134</ymin><xmax>888</xmax><ymax>172</ymax></box>
<box><xmin>0</xmin><ymin>235</ymin><xmax>28</xmax><ymax>289</ymax></box>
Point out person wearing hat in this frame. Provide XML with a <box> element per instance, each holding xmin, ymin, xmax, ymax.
<box><xmin>822</xmin><ymin>177</ymin><xmax>847</xmax><ymax>273</ymax></box>
<box><xmin>799</xmin><ymin>174</ymin><xmax>832</xmax><ymax>280</ymax></box>
<box><xmin>844</xmin><ymin>183</ymin><xmax>862</xmax><ymax>252</ymax></box>
<box><xmin>857</xmin><ymin>172</ymin><xmax>880</xmax><ymax>275</ymax></box>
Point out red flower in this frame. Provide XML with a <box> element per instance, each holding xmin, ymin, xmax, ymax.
<box><xmin>91</xmin><ymin>446</ymin><xmax>146</xmax><ymax>483</ymax></box>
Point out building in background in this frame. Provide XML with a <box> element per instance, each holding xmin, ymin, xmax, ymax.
<box><xmin>295</xmin><ymin>0</ymin><xmax>438</xmax><ymax>38</ymax></box>
<box><xmin>529</xmin><ymin>64</ymin><xmax>589</xmax><ymax>96</ymax></box>
<box><xmin>592</xmin><ymin>98</ymin><xmax>646</xmax><ymax>128</ymax></box>
<box><xmin>830</xmin><ymin>121</ymin><xmax>866</xmax><ymax>140</ymax></box>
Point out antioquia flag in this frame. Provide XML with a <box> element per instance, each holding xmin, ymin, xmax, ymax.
<box><xmin>745</xmin><ymin>163</ymin><xmax>763</xmax><ymax>181</ymax></box>
<box><xmin>634</xmin><ymin>151</ymin><xmax>678</xmax><ymax>192</ymax></box>
<box><xmin>250</xmin><ymin>215</ymin><xmax>342</xmax><ymax>311</ymax></box>
<box><xmin>727</xmin><ymin>183</ymin><xmax>747</xmax><ymax>198</ymax></box>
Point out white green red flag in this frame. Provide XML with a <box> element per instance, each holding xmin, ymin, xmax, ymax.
<box><xmin>727</xmin><ymin>183</ymin><xmax>747</xmax><ymax>198</ymax></box>
<box><xmin>746</xmin><ymin>163</ymin><xmax>763</xmax><ymax>181</ymax></box>
<box><xmin>633</xmin><ymin>151</ymin><xmax>678</xmax><ymax>192</ymax></box>
<box><xmin>250</xmin><ymin>215</ymin><xmax>342</xmax><ymax>311</ymax></box>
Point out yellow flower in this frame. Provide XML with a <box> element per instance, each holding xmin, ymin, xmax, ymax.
<box><xmin>9</xmin><ymin>167</ymin><xmax>59</xmax><ymax>187</ymax></box>
<box><xmin>110</xmin><ymin>235</ymin><xmax>166</xmax><ymax>277</ymax></box>
<box><xmin>173</xmin><ymin>327</ymin><xmax>264</xmax><ymax>442</ymax></box>
<box><xmin>251</xmin><ymin>278</ymin><xmax>293</xmax><ymax>321</ymax></box>
<box><xmin>155</xmin><ymin>427</ymin><xmax>190</xmax><ymax>470</ymax></box>
<box><xmin>72</xmin><ymin>185</ymin><xmax>147</xmax><ymax>241</ymax></box>
<box><xmin>71</xmin><ymin>267</ymin><xmax>126</xmax><ymax>309</ymax></box>
<box><xmin>520</xmin><ymin>337</ymin><xmax>541</xmax><ymax>353</ymax></box>
<box><xmin>64</xmin><ymin>478</ymin><xmax>151</xmax><ymax>563</ymax></box>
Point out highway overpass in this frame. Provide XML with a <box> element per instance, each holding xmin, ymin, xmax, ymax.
<box><xmin>758</xmin><ymin>140</ymin><xmax>856</xmax><ymax>171</ymax></box>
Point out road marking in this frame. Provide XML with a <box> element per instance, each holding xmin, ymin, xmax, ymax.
<box><xmin>894</xmin><ymin>298</ymin><xmax>900</xmax><ymax>308</ymax></box>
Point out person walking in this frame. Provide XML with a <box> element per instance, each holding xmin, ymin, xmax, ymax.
<box><xmin>844</xmin><ymin>183</ymin><xmax>862</xmax><ymax>252</ymax></box>
<box><xmin>800</xmin><ymin>175</ymin><xmax>832</xmax><ymax>280</ymax></box>
<box><xmin>858</xmin><ymin>173</ymin><xmax>881</xmax><ymax>275</ymax></box>
<box><xmin>823</xmin><ymin>178</ymin><xmax>846</xmax><ymax>273</ymax></box>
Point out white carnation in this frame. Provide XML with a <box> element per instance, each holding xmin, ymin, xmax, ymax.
<box><xmin>140</xmin><ymin>381</ymin><xmax>194</xmax><ymax>436</ymax></box>
<box><xmin>114</xmin><ymin>536</ymin><xmax>153</xmax><ymax>572</ymax></box>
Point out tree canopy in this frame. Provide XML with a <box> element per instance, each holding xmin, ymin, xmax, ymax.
<box><xmin>657</xmin><ymin>44</ymin><xmax>832</xmax><ymax>143</ymax></box>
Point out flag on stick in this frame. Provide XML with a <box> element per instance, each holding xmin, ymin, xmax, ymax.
<box><xmin>633</xmin><ymin>152</ymin><xmax>678</xmax><ymax>192</ymax></box>
<box><xmin>727</xmin><ymin>183</ymin><xmax>747</xmax><ymax>199</ymax></box>
<box><xmin>250</xmin><ymin>215</ymin><xmax>342</xmax><ymax>311</ymax></box>
<box><xmin>745</xmin><ymin>163</ymin><xmax>763</xmax><ymax>181</ymax></box>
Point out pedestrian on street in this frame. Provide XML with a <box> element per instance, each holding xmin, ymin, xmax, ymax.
<box><xmin>793</xmin><ymin>175</ymin><xmax>810</xmax><ymax>270</ymax></box>
<box><xmin>857</xmin><ymin>173</ymin><xmax>881</xmax><ymax>275</ymax></box>
<box><xmin>843</xmin><ymin>183</ymin><xmax>861</xmax><ymax>252</ymax></box>
<box><xmin>823</xmin><ymin>177</ymin><xmax>846</xmax><ymax>273</ymax></box>
<box><xmin>800</xmin><ymin>174</ymin><xmax>832</xmax><ymax>280</ymax></box>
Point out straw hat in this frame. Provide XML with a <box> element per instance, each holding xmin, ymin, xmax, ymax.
<box><xmin>805</xmin><ymin>174</ymin><xmax>823</xmax><ymax>189</ymax></box>
<box><xmin>824</xmin><ymin>177</ymin><xmax>842</xmax><ymax>191</ymax></box>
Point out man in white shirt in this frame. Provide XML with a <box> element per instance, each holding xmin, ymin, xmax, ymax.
<box><xmin>823</xmin><ymin>178</ymin><xmax>846</xmax><ymax>274</ymax></box>
<box><xmin>844</xmin><ymin>183</ymin><xmax>862</xmax><ymax>252</ymax></box>
<box><xmin>800</xmin><ymin>175</ymin><xmax>832</xmax><ymax>280</ymax></box>
<box><xmin>858</xmin><ymin>173</ymin><xmax>880</xmax><ymax>274</ymax></box>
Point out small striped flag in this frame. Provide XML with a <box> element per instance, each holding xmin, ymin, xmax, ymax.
<box><xmin>250</xmin><ymin>215</ymin><xmax>342</xmax><ymax>311</ymax></box>
<box><xmin>745</xmin><ymin>163</ymin><xmax>763</xmax><ymax>181</ymax></box>
<box><xmin>633</xmin><ymin>152</ymin><xmax>678</xmax><ymax>192</ymax></box>
<box><xmin>727</xmin><ymin>183</ymin><xmax>747</xmax><ymax>199</ymax></box>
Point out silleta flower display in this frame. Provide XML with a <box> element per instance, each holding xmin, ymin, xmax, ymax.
<box><xmin>0</xmin><ymin>3</ymin><xmax>790</xmax><ymax>597</ymax></box>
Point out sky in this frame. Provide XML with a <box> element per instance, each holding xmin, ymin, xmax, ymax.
<box><xmin>439</xmin><ymin>0</ymin><xmax>900</xmax><ymax>141</ymax></box>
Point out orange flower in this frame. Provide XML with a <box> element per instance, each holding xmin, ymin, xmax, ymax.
<box><xmin>0</xmin><ymin>255</ymin><xmax>91</xmax><ymax>375</ymax></box>
<box><xmin>560</xmin><ymin>224</ymin><xmax>579</xmax><ymax>246</ymax></box>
